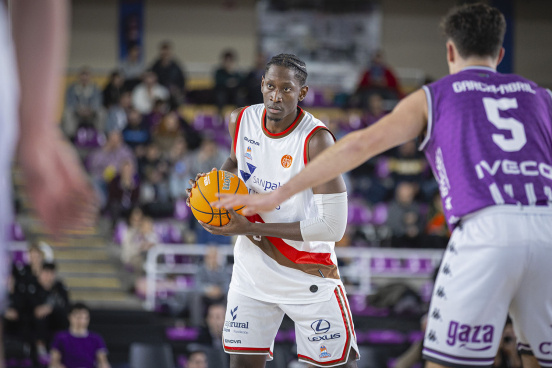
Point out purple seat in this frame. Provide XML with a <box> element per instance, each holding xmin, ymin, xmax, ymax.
<box><xmin>113</xmin><ymin>221</ymin><xmax>127</xmax><ymax>245</ymax></box>
<box><xmin>174</xmin><ymin>199</ymin><xmax>191</xmax><ymax>221</ymax></box>
<box><xmin>347</xmin><ymin>202</ymin><xmax>372</xmax><ymax>225</ymax></box>
<box><xmin>74</xmin><ymin>127</ymin><xmax>105</xmax><ymax>148</ymax></box>
<box><xmin>194</xmin><ymin>114</ymin><xmax>223</xmax><ymax>131</ymax></box>
<box><xmin>168</xmin><ymin>224</ymin><xmax>183</xmax><ymax>244</ymax></box>
<box><xmin>408</xmin><ymin>330</ymin><xmax>424</xmax><ymax>343</ymax></box>
<box><xmin>371</xmin><ymin>203</ymin><xmax>388</xmax><ymax>226</ymax></box>
<box><xmin>375</xmin><ymin>157</ymin><xmax>390</xmax><ymax>179</ymax></box>
<box><xmin>359</xmin><ymin>330</ymin><xmax>406</xmax><ymax>345</ymax></box>
<box><xmin>213</xmin><ymin>130</ymin><xmax>232</xmax><ymax>151</ymax></box>
<box><xmin>10</xmin><ymin>222</ymin><xmax>25</xmax><ymax>241</ymax></box>
<box><xmin>166</xmin><ymin>326</ymin><xmax>200</xmax><ymax>341</ymax></box>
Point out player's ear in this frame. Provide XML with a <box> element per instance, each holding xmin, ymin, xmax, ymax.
<box><xmin>261</xmin><ymin>75</ymin><xmax>265</xmax><ymax>91</ymax></box>
<box><xmin>496</xmin><ymin>47</ymin><xmax>505</xmax><ymax>66</ymax></box>
<box><xmin>298</xmin><ymin>85</ymin><xmax>309</xmax><ymax>102</ymax></box>
<box><xmin>446</xmin><ymin>40</ymin><xmax>455</xmax><ymax>64</ymax></box>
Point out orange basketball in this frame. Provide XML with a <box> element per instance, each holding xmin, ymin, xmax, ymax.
<box><xmin>190</xmin><ymin>169</ymin><xmax>249</xmax><ymax>226</ymax></box>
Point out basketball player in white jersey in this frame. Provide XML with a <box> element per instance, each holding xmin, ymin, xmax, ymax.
<box><xmin>187</xmin><ymin>54</ymin><xmax>359</xmax><ymax>367</ymax></box>
<box><xmin>215</xmin><ymin>5</ymin><xmax>552</xmax><ymax>368</ymax></box>
<box><xmin>1</xmin><ymin>2</ymin><xmax>94</xmax><ymax>366</ymax></box>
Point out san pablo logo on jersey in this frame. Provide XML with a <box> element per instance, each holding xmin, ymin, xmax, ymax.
<box><xmin>308</xmin><ymin>319</ymin><xmax>340</xmax><ymax>342</ymax></box>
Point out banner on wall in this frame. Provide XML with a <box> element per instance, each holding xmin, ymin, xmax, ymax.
<box><xmin>257</xmin><ymin>0</ymin><xmax>382</xmax><ymax>92</ymax></box>
<box><xmin>118</xmin><ymin>0</ymin><xmax>144</xmax><ymax>62</ymax></box>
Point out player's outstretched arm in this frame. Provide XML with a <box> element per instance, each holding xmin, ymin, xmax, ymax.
<box><xmin>214</xmin><ymin>89</ymin><xmax>429</xmax><ymax>215</ymax></box>
<box><xmin>203</xmin><ymin>129</ymin><xmax>348</xmax><ymax>242</ymax></box>
<box><xmin>13</xmin><ymin>0</ymin><xmax>97</xmax><ymax>235</ymax></box>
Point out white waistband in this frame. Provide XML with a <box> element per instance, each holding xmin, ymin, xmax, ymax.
<box><xmin>462</xmin><ymin>204</ymin><xmax>552</xmax><ymax>223</ymax></box>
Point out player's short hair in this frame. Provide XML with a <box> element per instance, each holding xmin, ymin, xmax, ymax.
<box><xmin>70</xmin><ymin>302</ymin><xmax>90</xmax><ymax>314</ymax></box>
<box><xmin>265</xmin><ymin>54</ymin><xmax>308</xmax><ymax>86</ymax></box>
<box><xmin>441</xmin><ymin>3</ymin><xmax>506</xmax><ymax>59</ymax></box>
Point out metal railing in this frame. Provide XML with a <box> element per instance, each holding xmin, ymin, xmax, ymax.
<box><xmin>143</xmin><ymin>244</ymin><xmax>444</xmax><ymax>311</ymax></box>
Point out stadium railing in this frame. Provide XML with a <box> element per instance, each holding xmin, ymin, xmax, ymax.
<box><xmin>143</xmin><ymin>244</ymin><xmax>444</xmax><ymax>311</ymax></box>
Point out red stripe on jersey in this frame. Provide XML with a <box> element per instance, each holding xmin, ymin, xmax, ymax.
<box><xmin>233</xmin><ymin>107</ymin><xmax>249</xmax><ymax>155</ymax></box>
<box><xmin>298</xmin><ymin>288</ymin><xmax>351</xmax><ymax>365</ymax></box>
<box><xmin>247</xmin><ymin>214</ymin><xmax>334</xmax><ymax>266</ymax></box>
<box><xmin>262</xmin><ymin>107</ymin><xmax>304</xmax><ymax>137</ymax></box>
<box><xmin>303</xmin><ymin>126</ymin><xmax>325</xmax><ymax>165</ymax></box>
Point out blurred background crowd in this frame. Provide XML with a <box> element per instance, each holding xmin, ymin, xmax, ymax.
<box><xmin>6</xmin><ymin>0</ymin><xmax>550</xmax><ymax>367</ymax></box>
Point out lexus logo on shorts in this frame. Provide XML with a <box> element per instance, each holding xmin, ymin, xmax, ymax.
<box><xmin>311</xmin><ymin>319</ymin><xmax>331</xmax><ymax>334</ymax></box>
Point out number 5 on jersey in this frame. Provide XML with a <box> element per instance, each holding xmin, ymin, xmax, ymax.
<box><xmin>483</xmin><ymin>97</ymin><xmax>527</xmax><ymax>152</ymax></box>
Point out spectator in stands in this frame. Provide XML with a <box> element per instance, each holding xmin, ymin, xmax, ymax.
<box><xmin>87</xmin><ymin>130</ymin><xmax>135</xmax><ymax>208</ymax></box>
<box><xmin>121</xmin><ymin>216</ymin><xmax>158</xmax><ymax>277</ymax></box>
<box><xmin>131</xmin><ymin>70</ymin><xmax>170</xmax><ymax>114</ymax></box>
<box><xmin>50</xmin><ymin>303</ymin><xmax>111</xmax><ymax>368</ymax></box>
<box><xmin>152</xmin><ymin>110</ymin><xmax>184</xmax><ymax>155</ymax></box>
<box><xmin>169</xmin><ymin>140</ymin><xmax>192</xmax><ymax>200</ymax></box>
<box><xmin>214</xmin><ymin>49</ymin><xmax>243</xmax><ymax>114</ymax></box>
<box><xmin>3</xmin><ymin>274</ymin><xmax>29</xmax><ymax>341</ymax></box>
<box><xmin>12</xmin><ymin>243</ymin><xmax>45</xmax><ymax>288</ymax></box>
<box><xmin>138</xmin><ymin>143</ymin><xmax>170</xmax><ymax>181</ymax></box>
<box><xmin>355</xmin><ymin>50</ymin><xmax>402</xmax><ymax>106</ymax></box>
<box><xmin>189</xmin><ymin>247</ymin><xmax>230</xmax><ymax>324</ymax></box>
<box><xmin>120</xmin><ymin>43</ymin><xmax>145</xmax><ymax>91</ymax></box>
<box><xmin>186</xmin><ymin>350</ymin><xmax>208</xmax><ymax>368</ymax></box>
<box><xmin>102</xmin><ymin>70</ymin><xmax>125</xmax><ymax>108</ymax></box>
<box><xmin>121</xmin><ymin>207</ymin><xmax>143</xmax><ymax>269</ymax></box>
<box><xmin>28</xmin><ymin>263</ymin><xmax>69</xmax><ymax>363</ymax></box>
<box><xmin>105</xmin><ymin>91</ymin><xmax>132</xmax><ymax>134</ymax></box>
<box><xmin>185</xmin><ymin>137</ymin><xmax>228</xmax><ymax>184</ymax></box>
<box><xmin>242</xmin><ymin>52</ymin><xmax>266</xmax><ymax>105</ymax></box>
<box><xmin>106</xmin><ymin>159</ymin><xmax>140</xmax><ymax>228</ymax></box>
<box><xmin>166</xmin><ymin>135</ymin><xmax>188</xmax><ymax>167</ymax></box>
<box><xmin>363</xmin><ymin>93</ymin><xmax>387</xmax><ymax>127</ymax></box>
<box><xmin>122</xmin><ymin>108</ymin><xmax>151</xmax><ymax>150</ymax></box>
<box><xmin>388</xmin><ymin>140</ymin><xmax>428</xmax><ymax>185</ymax></box>
<box><xmin>196</xmin><ymin>303</ymin><xmax>228</xmax><ymax>367</ymax></box>
<box><xmin>150</xmin><ymin>40</ymin><xmax>186</xmax><ymax>107</ymax></box>
<box><xmin>144</xmin><ymin>98</ymin><xmax>169</xmax><ymax>131</ymax></box>
<box><xmin>62</xmin><ymin>66</ymin><xmax>104</xmax><ymax>137</ymax></box>
<box><xmin>423</xmin><ymin>191</ymin><xmax>450</xmax><ymax>249</ymax></box>
<box><xmin>140</xmin><ymin>166</ymin><xmax>174</xmax><ymax>218</ymax></box>
<box><xmin>386</xmin><ymin>181</ymin><xmax>424</xmax><ymax>248</ymax></box>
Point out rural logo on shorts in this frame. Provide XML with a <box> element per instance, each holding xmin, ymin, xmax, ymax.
<box><xmin>281</xmin><ymin>154</ymin><xmax>293</xmax><ymax>168</ymax></box>
<box><xmin>319</xmin><ymin>345</ymin><xmax>331</xmax><ymax>359</ymax></box>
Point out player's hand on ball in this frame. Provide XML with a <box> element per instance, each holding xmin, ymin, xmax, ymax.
<box><xmin>214</xmin><ymin>191</ymin><xmax>283</xmax><ymax>216</ymax></box>
<box><xmin>185</xmin><ymin>168</ymin><xmax>217</xmax><ymax>207</ymax></box>
<box><xmin>199</xmin><ymin>208</ymin><xmax>250</xmax><ymax>236</ymax></box>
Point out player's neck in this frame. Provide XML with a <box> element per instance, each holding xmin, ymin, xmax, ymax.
<box><xmin>265</xmin><ymin>107</ymin><xmax>300</xmax><ymax>134</ymax></box>
<box><xmin>449</xmin><ymin>57</ymin><xmax>497</xmax><ymax>74</ymax></box>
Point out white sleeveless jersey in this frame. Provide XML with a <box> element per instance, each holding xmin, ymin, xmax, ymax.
<box><xmin>230</xmin><ymin>104</ymin><xmax>342</xmax><ymax>304</ymax></box>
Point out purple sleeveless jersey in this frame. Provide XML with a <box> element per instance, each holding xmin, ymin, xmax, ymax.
<box><xmin>421</xmin><ymin>66</ymin><xmax>552</xmax><ymax>228</ymax></box>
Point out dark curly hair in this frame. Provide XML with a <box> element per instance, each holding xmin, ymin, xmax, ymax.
<box><xmin>265</xmin><ymin>53</ymin><xmax>308</xmax><ymax>86</ymax></box>
<box><xmin>441</xmin><ymin>3</ymin><xmax>506</xmax><ymax>59</ymax></box>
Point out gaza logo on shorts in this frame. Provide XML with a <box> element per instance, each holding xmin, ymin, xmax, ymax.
<box><xmin>447</xmin><ymin>321</ymin><xmax>493</xmax><ymax>351</ymax></box>
<box><xmin>309</xmin><ymin>319</ymin><xmax>340</xmax><ymax>342</ymax></box>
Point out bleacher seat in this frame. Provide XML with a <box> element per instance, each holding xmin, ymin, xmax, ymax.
<box><xmin>129</xmin><ymin>343</ymin><xmax>176</xmax><ymax>368</ymax></box>
<box><xmin>347</xmin><ymin>202</ymin><xmax>372</xmax><ymax>225</ymax></box>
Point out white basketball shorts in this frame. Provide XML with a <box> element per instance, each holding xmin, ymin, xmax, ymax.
<box><xmin>423</xmin><ymin>205</ymin><xmax>552</xmax><ymax>368</ymax></box>
<box><xmin>223</xmin><ymin>285</ymin><xmax>359</xmax><ymax>367</ymax></box>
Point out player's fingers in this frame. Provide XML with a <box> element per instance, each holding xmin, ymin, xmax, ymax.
<box><xmin>242</xmin><ymin>207</ymin><xmax>257</xmax><ymax>216</ymax></box>
<box><xmin>211</xmin><ymin>167</ymin><xmax>217</xmax><ymax>172</ymax></box>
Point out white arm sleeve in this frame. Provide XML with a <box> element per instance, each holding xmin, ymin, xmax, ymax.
<box><xmin>300</xmin><ymin>192</ymin><xmax>348</xmax><ymax>242</ymax></box>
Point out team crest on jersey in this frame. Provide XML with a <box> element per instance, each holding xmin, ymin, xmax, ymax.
<box><xmin>245</xmin><ymin>146</ymin><xmax>253</xmax><ymax>160</ymax></box>
<box><xmin>281</xmin><ymin>154</ymin><xmax>293</xmax><ymax>168</ymax></box>
<box><xmin>319</xmin><ymin>345</ymin><xmax>331</xmax><ymax>359</ymax></box>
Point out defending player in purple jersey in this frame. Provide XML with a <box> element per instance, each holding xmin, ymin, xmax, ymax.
<box><xmin>215</xmin><ymin>4</ymin><xmax>552</xmax><ymax>368</ymax></box>
<box><xmin>422</xmin><ymin>68</ymin><xmax>552</xmax><ymax>227</ymax></box>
